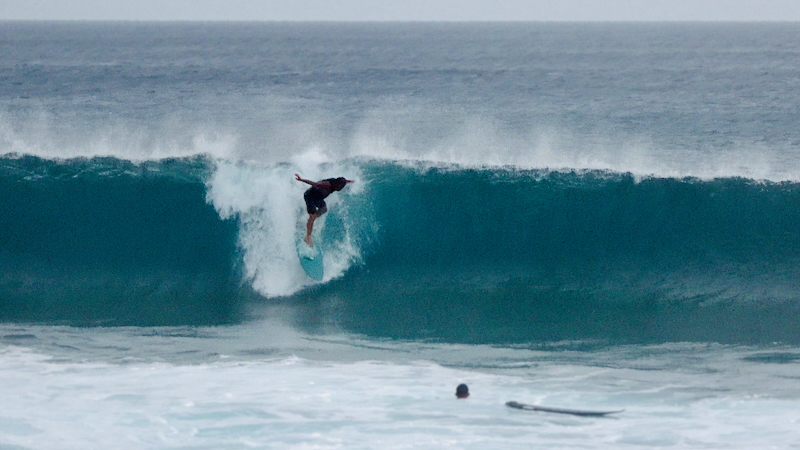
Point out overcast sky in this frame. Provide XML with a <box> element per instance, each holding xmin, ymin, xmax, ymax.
<box><xmin>2</xmin><ymin>0</ymin><xmax>800</xmax><ymax>22</ymax></box>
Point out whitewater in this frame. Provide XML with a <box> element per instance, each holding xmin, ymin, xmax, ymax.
<box><xmin>2</xmin><ymin>22</ymin><xmax>800</xmax><ymax>449</ymax></box>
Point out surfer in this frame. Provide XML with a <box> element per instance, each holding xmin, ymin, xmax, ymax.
<box><xmin>295</xmin><ymin>174</ymin><xmax>355</xmax><ymax>247</ymax></box>
<box><xmin>455</xmin><ymin>384</ymin><xmax>470</xmax><ymax>399</ymax></box>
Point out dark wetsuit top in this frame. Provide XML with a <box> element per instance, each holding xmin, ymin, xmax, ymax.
<box><xmin>303</xmin><ymin>179</ymin><xmax>337</xmax><ymax>214</ymax></box>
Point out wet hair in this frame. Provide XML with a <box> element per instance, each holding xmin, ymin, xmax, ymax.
<box><xmin>456</xmin><ymin>383</ymin><xmax>469</xmax><ymax>398</ymax></box>
<box><xmin>331</xmin><ymin>177</ymin><xmax>348</xmax><ymax>191</ymax></box>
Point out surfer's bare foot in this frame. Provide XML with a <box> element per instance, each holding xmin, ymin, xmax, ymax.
<box><xmin>304</xmin><ymin>235</ymin><xmax>314</xmax><ymax>247</ymax></box>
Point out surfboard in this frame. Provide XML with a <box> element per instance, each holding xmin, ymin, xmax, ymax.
<box><xmin>506</xmin><ymin>401</ymin><xmax>623</xmax><ymax>417</ymax></box>
<box><xmin>297</xmin><ymin>240</ymin><xmax>324</xmax><ymax>281</ymax></box>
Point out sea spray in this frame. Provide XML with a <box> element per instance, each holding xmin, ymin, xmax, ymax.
<box><xmin>205</xmin><ymin>155</ymin><xmax>369</xmax><ymax>297</ymax></box>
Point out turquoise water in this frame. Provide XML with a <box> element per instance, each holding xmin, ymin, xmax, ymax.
<box><xmin>2</xmin><ymin>157</ymin><xmax>799</xmax><ymax>345</ymax></box>
<box><xmin>2</xmin><ymin>22</ymin><xmax>800</xmax><ymax>448</ymax></box>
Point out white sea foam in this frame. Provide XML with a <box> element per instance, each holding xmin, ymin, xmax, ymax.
<box><xmin>205</xmin><ymin>149</ymin><xmax>366</xmax><ymax>297</ymax></box>
<box><xmin>2</xmin><ymin>329</ymin><xmax>800</xmax><ymax>450</ymax></box>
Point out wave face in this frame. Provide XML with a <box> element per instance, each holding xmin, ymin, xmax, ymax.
<box><xmin>0</xmin><ymin>156</ymin><xmax>248</xmax><ymax>326</ymax></box>
<box><xmin>3</xmin><ymin>156</ymin><xmax>800</xmax><ymax>344</ymax></box>
<box><xmin>4</xmin><ymin>23</ymin><xmax>800</xmax><ymax>345</ymax></box>
<box><xmin>288</xmin><ymin>163</ymin><xmax>800</xmax><ymax>345</ymax></box>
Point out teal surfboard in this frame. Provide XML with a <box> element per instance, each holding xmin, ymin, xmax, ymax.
<box><xmin>297</xmin><ymin>240</ymin><xmax>324</xmax><ymax>281</ymax></box>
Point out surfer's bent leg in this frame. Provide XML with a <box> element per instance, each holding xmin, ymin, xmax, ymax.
<box><xmin>305</xmin><ymin>206</ymin><xmax>326</xmax><ymax>247</ymax></box>
<box><xmin>305</xmin><ymin>213</ymin><xmax>316</xmax><ymax>246</ymax></box>
<box><xmin>303</xmin><ymin>190</ymin><xmax>327</xmax><ymax>247</ymax></box>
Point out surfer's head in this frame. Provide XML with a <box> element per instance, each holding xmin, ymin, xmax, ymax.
<box><xmin>455</xmin><ymin>383</ymin><xmax>469</xmax><ymax>399</ymax></box>
<box><xmin>331</xmin><ymin>177</ymin><xmax>349</xmax><ymax>191</ymax></box>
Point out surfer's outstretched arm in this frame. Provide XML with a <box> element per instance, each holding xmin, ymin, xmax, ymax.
<box><xmin>296</xmin><ymin>174</ymin><xmax>355</xmax><ymax>189</ymax></box>
<box><xmin>295</xmin><ymin>174</ymin><xmax>336</xmax><ymax>191</ymax></box>
<box><xmin>295</xmin><ymin>174</ymin><xmax>315</xmax><ymax>186</ymax></box>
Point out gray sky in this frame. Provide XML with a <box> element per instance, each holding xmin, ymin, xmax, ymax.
<box><xmin>2</xmin><ymin>0</ymin><xmax>800</xmax><ymax>22</ymax></box>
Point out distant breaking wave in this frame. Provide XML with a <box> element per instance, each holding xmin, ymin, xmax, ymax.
<box><xmin>2</xmin><ymin>154</ymin><xmax>799</xmax><ymax>344</ymax></box>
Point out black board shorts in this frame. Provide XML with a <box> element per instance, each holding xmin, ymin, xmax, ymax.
<box><xmin>304</xmin><ymin>189</ymin><xmax>327</xmax><ymax>214</ymax></box>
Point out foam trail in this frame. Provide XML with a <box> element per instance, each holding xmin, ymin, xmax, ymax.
<box><xmin>205</xmin><ymin>151</ymin><xmax>366</xmax><ymax>297</ymax></box>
